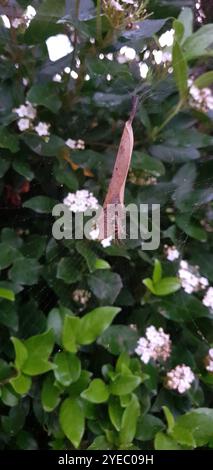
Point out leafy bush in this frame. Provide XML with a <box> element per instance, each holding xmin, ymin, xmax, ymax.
<box><xmin>0</xmin><ymin>0</ymin><xmax>213</xmax><ymax>450</ymax></box>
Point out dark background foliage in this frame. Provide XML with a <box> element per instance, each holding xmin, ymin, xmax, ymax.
<box><xmin>0</xmin><ymin>0</ymin><xmax>213</xmax><ymax>450</ymax></box>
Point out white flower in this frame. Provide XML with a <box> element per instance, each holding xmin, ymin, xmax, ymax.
<box><xmin>203</xmin><ymin>287</ymin><xmax>213</xmax><ymax>309</ymax></box>
<box><xmin>110</xmin><ymin>0</ymin><xmax>124</xmax><ymax>10</ymax></box>
<box><xmin>205</xmin><ymin>348</ymin><xmax>213</xmax><ymax>373</ymax></box>
<box><xmin>178</xmin><ymin>260</ymin><xmax>209</xmax><ymax>294</ymax></box>
<box><xmin>89</xmin><ymin>227</ymin><xmax>100</xmax><ymax>240</ymax></box>
<box><xmin>101</xmin><ymin>236</ymin><xmax>113</xmax><ymax>248</ymax></box>
<box><xmin>17</xmin><ymin>118</ymin><xmax>30</xmax><ymax>131</ymax></box>
<box><xmin>35</xmin><ymin>122</ymin><xmax>50</xmax><ymax>137</ymax></box>
<box><xmin>117</xmin><ymin>46</ymin><xmax>136</xmax><ymax>63</ymax></box>
<box><xmin>139</xmin><ymin>62</ymin><xmax>149</xmax><ymax>78</ymax></box>
<box><xmin>11</xmin><ymin>18</ymin><xmax>24</xmax><ymax>28</ymax></box>
<box><xmin>13</xmin><ymin>101</ymin><xmax>36</xmax><ymax>119</ymax></box>
<box><xmin>66</xmin><ymin>138</ymin><xmax>85</xmax><ymax>150</ymax></box>
<box><xmin>135</xmin><ymin>326</ymin><xmax>171</xmax><ymax>364</ymax></box>
<box><xmin>166</xmin><ymin>364</ymin><xmax>195</xmax><ymax>394</ymax></box>
<box><xmin>159</xmin><ymin>29</ymin><xmax>174</xmax><ymax>48</ymax></box>
<box><xmin>63</xmin><ymin>189</ymin><xmax>99</xmax><ymax>213</ymax></box>
<box><xmin>188</xmin><ymin>81</ymin><xmax>213</xmax><ymax>112</ymax></box>
<box><xmin>73</xmin><ymin>289</ymin><xmax>91</xmax><ymax>305</ymax></box>
<box><xmin>66</xmin><ymin>138</ymin><xmax>76</xmax><ymax>149</ymax></box>
<box><xmin>164</xmin><ymin>245</ymin><xmax>180</xmax><ymax>262</ymax></box>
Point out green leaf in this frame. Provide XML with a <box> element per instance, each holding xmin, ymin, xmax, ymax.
<box><xmin>0</xmin><ymin>157</ymin><xmax>10</xmax><ymax>177</ymax></box>
<box><xmin>76</xmin><ymin>241</ymin><xmax>98</xmax><ymax>273</ymax></box>
<box><xmin>194</xmin><ymin>71</ymin><xmax>213</xmax><ymax>89</ymax></box>
<box><xmin>162</xmin><ymin>406</ymin><xmax>175</xmax><ymax>434</ymax></box>
<box><xmin>77</xmin><ymin>306</ymin><xmax>120</xmax><ymax>345</ymax></box>
<box><xmin>23</xmin><ymin>196</ymin><xmax>57</xmax><ymax>214</ymax></box>
<box><xmin>108</xmin><ymin>397</ymin><xmax>123</xmax><ymax>431</ymax></box>
<box><xmin>176</xmin><ymin>214</ymin><xmax>207</xmax><ymax>242</ymax></box>
<box><xmin>21</xmin><ymin>235</ymin><xmax>47</xmax><ymax>259</ymax></box>
<box><xmin>154</xmin><ymin>432</ymin><xmax>181</xmax><ymax>450</ymax></box>
<box><xmin>0</xmin><ymin>243</ymin><xmax>20</xmax><ymax>269</ymax></box>
<box><xmin>59</xmin><ymin>397</ymin><xmax>85</xmax><ymax>449</ymax></box>
<box><xmin>81</xmin><ymin>379</ymin><xmax>109</xmax><ymax>403</ymax></box>
<box><xmin>1</xmin><ymin>385</ymin><xmax>19</xmax><ymax>407</ymax></box>
<box><xmin>172</xmin><ymin>426</ymin><xmax>196</xmax><ymax>448</ymax></box>
<box><xmin>173</xmin><ymin>20</ymin><xmax>184</xmax><ymax>43</ymax></box>
<box><xmin>143</xmin><ymin>278</ymin><xmax>156</xmax><ymax>294</ymax></box>
<box><xmin>172</xmin><ymin>408</ymin><xmax>213</xmax><ymax>447</ymax></box>
<box><xmin>57</xmin><ymin>257</ymin><xmax>82</xmax><ymax>284</ymax></box>
<box><xmin>0</xmin><ymin>127</ymin><xmax>19</xmax><ymax>153</ymax></box>
<box><xmin>98</xmin><ymin>325</ymin><xmax>139</xmax><ymax>356</ymax></box>
<box><xmin>183</xmin><ymin>24</ymin><xmax>213</xmax><ymax>60</ymax></box>
<box><xmin>119</xmin><ymin>394</ymin><xmax>140</xmax><ymax>445</ymax></box>
<box><xmin>21</xmin><ymin>134</ymin><xmax>65</xmax><ymax>157</ymax></box>
<box><xmin>154</xmin><ymin>277</ymin><xmax>181</xmax><ymax>296</ymax></box>
<box><xmin>53</xmin><ymin>351</ymin><xmax>81</xmax><ymax>387</ymax></box>
<box><xmin>0</xmin><ymin>301</ymin><xmax>18</xmax><ymax>330</ymax></box>
<box><xmin>10</xmin><ymin>374</ymin><xmax>32</xmax><ymax>395</ymax></box>
<box><xmin>0</xmin><ymin>287</ymin><xmax>15</xmax><ymax>302</ymax></box>
<box><xmin>41</xmin><ymin>374</ymin><xmax>61</xmax><ymax>412</ymax></box>
<box><xmin>22</xmin><ymin>330</ymin><xmax>54</xmax><ymax>376</ymax></box>
<box><xmin>62</xmin><ymin>315</ymin><xmax>81</xmax><ymax>353</ymax></box>
<box><xmin>1</xmin><ymin>404</ymin><xmax>26</xmax><ymax>436</ymax></box>
<box><xmin>88</xmin><ymin>435</ymin><xmax>113</xmax><ymax>450</ymax></box>
<box><xmin>27</xmin><ymin>84</ymin><xmax>61</xmax><ymax>113</ymax></box>
<box><xmin>172</xmin><ymin>40</ymin><xmax>188</xmax><ymax>100</ymax></box>
<box><xmin>9</xmin><ymin>258</ymin><xmax>41</xmax><ymax>286</ymax></box>
<box><xmin>153</xmin><ymin>259</ymin><xmax>162</xmax><ymax>284</ymax></box>
<box><xmin>12</xmin><ymin>157</ymin><xmax>34</xmax><ymax>181</ymax></box>
<box><xmin>11</xmin><ymin>337</ymin><xmax>28</xmax><ymax>370</ymax></box>
<box><xmin>178</xmin><ymin>7</ymin><xmax>193</xmax><ymax>42</ymax></box>
<box><xmin>94</xmin><ymin>258</ymin><xmax>111</xmax><ymax>270</ymax></box>
<box><xmin>136</xmin><ymin>414</ymin><xmax>165</xmax><ymax>441</ymax></box>
<box><xmin>88</xmin><ymin>271</ymin><xmax>122</xmax><ymax>304</ymax></box>
<box><xmin>110</xmin><ymin>373</ymin><xmax>142</xmax><ymax>396</ymax></box>
<box><xmin>131</xmin><ymin>152</ymin><xmax>165</xmax><ymax>176</ymax></box>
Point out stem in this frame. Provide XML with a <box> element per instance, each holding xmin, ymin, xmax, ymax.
<box><xmin>96</xmin><ymin>0</ymin><xmax>102</xmax><ymax>44</ymax></box>
<box><xmin>151</xmin><ymin>99</ymin><xmax>184</xmax><ymax>141</ymax></box>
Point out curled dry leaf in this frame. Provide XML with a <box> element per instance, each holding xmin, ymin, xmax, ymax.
<box><xmin>97</xmin><ymin>96</ymin><xmax>138</xmax><ymax>240</ymax></box>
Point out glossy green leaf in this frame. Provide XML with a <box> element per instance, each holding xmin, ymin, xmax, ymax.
<box><xmin>77</xmin><ymin>306</ymin><xmax>120</xmax><ymax>345</ymax></box>
<box><xmin>81</xmin><ymin>379</ymin><xmax>109</xmax><ymax>403</ymax></box>
<box><xmin>53</xmin><ymin>351</ymin><xmax>81</xmax><ymax>387</ymax></box>
<box><xmin>41</xmin><ymin>374</ymin><xmax>61</xmax><ymax>412</ymax></box>
<box><xmin>22</xmin><ymin>330</ymin><xmax>54</xmax><ymax>376</ymax></box>
<box><xmin>59</xmin><ymin>398</ymin><xmax>85</xmax><ymax>449</ymax></box>
<box><xmin>172</xmin><ymin>40</ymin><xmax>188</xmax><ymax>100</ymax></box>
<box><xmin>119</xmin><ymin>394</ymin><xmax>140</xmax><ymax>445</ymax></box>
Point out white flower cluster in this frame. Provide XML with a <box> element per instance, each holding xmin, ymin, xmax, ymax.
<box><xmin>109</xmin><ymin>0</ymin><xmax>137</xmax><ymax>11</ymax></box>
<box><xmin>203</xmin><ymin>287</ymin><xmax>213</xmax><ymax>310</ymax></box>
<box><xmin>205</xmin><ymin>348</ymin><xmax>213</xmax><ymax>373</ymax></box>
<box><xmin>135</xmin><ymin>326</ymin><xmax>171</xmax><ymax>364</ymax></box>
<box><xmin>159</xmin><ymin>29</ymin><xmax>174</xmax><ymax>48</ymax></box>
<box><xmin>11</xmin><ymin>6</ymin><xmax>36</xmax><ymax>29</ymax></box>
<box><xmin>66</xmin><ymin>138</ymin><xmax>85</xmax><ymax>150</ymax></box>
<box><xmin>166</xmin><ymin>364</ymin><xmax>195</xmax><ymax>394</ymax></box>
<box><xmin>117</xmin><ymin>46</ymin><xmax>136</xmax><ymax>64</ymax></box>
<box><xmin>152</xmin><ymin>49</ymin><xmax>172</xmax><ymax>65</ymax></box>
<box><xmin>164</xmin><ymin>245</ymin><xmax>180</xmax><ymax>262</ymax></box>
<box><xmin>13</xmin><ymin>101</ymin><xmax>50</xmax><ymax>136</ymax></box>
<box><xmin>72</xmin><ymin>289</ymin><xmax>91</xmax><ymax>305</ymax></box>
<box><xmin>188</xmin><ymin>79</ymin><xmax>213</xmax><ymax>112</ymax></box>
<box><xmin>178</xmin><ymin>260</ymin><xmax>209</xmax><ymax>294</ymax></box>
<box><xmin>63</xmin><ymin>190</ymin><xmax>98</xmax><ymax>213</ymax></box>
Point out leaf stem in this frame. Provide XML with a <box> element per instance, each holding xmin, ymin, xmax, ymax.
<box><xmin>151</xmin><ymin>99</ymin><xmax>184</xmax><ymax>141</ymax></box>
